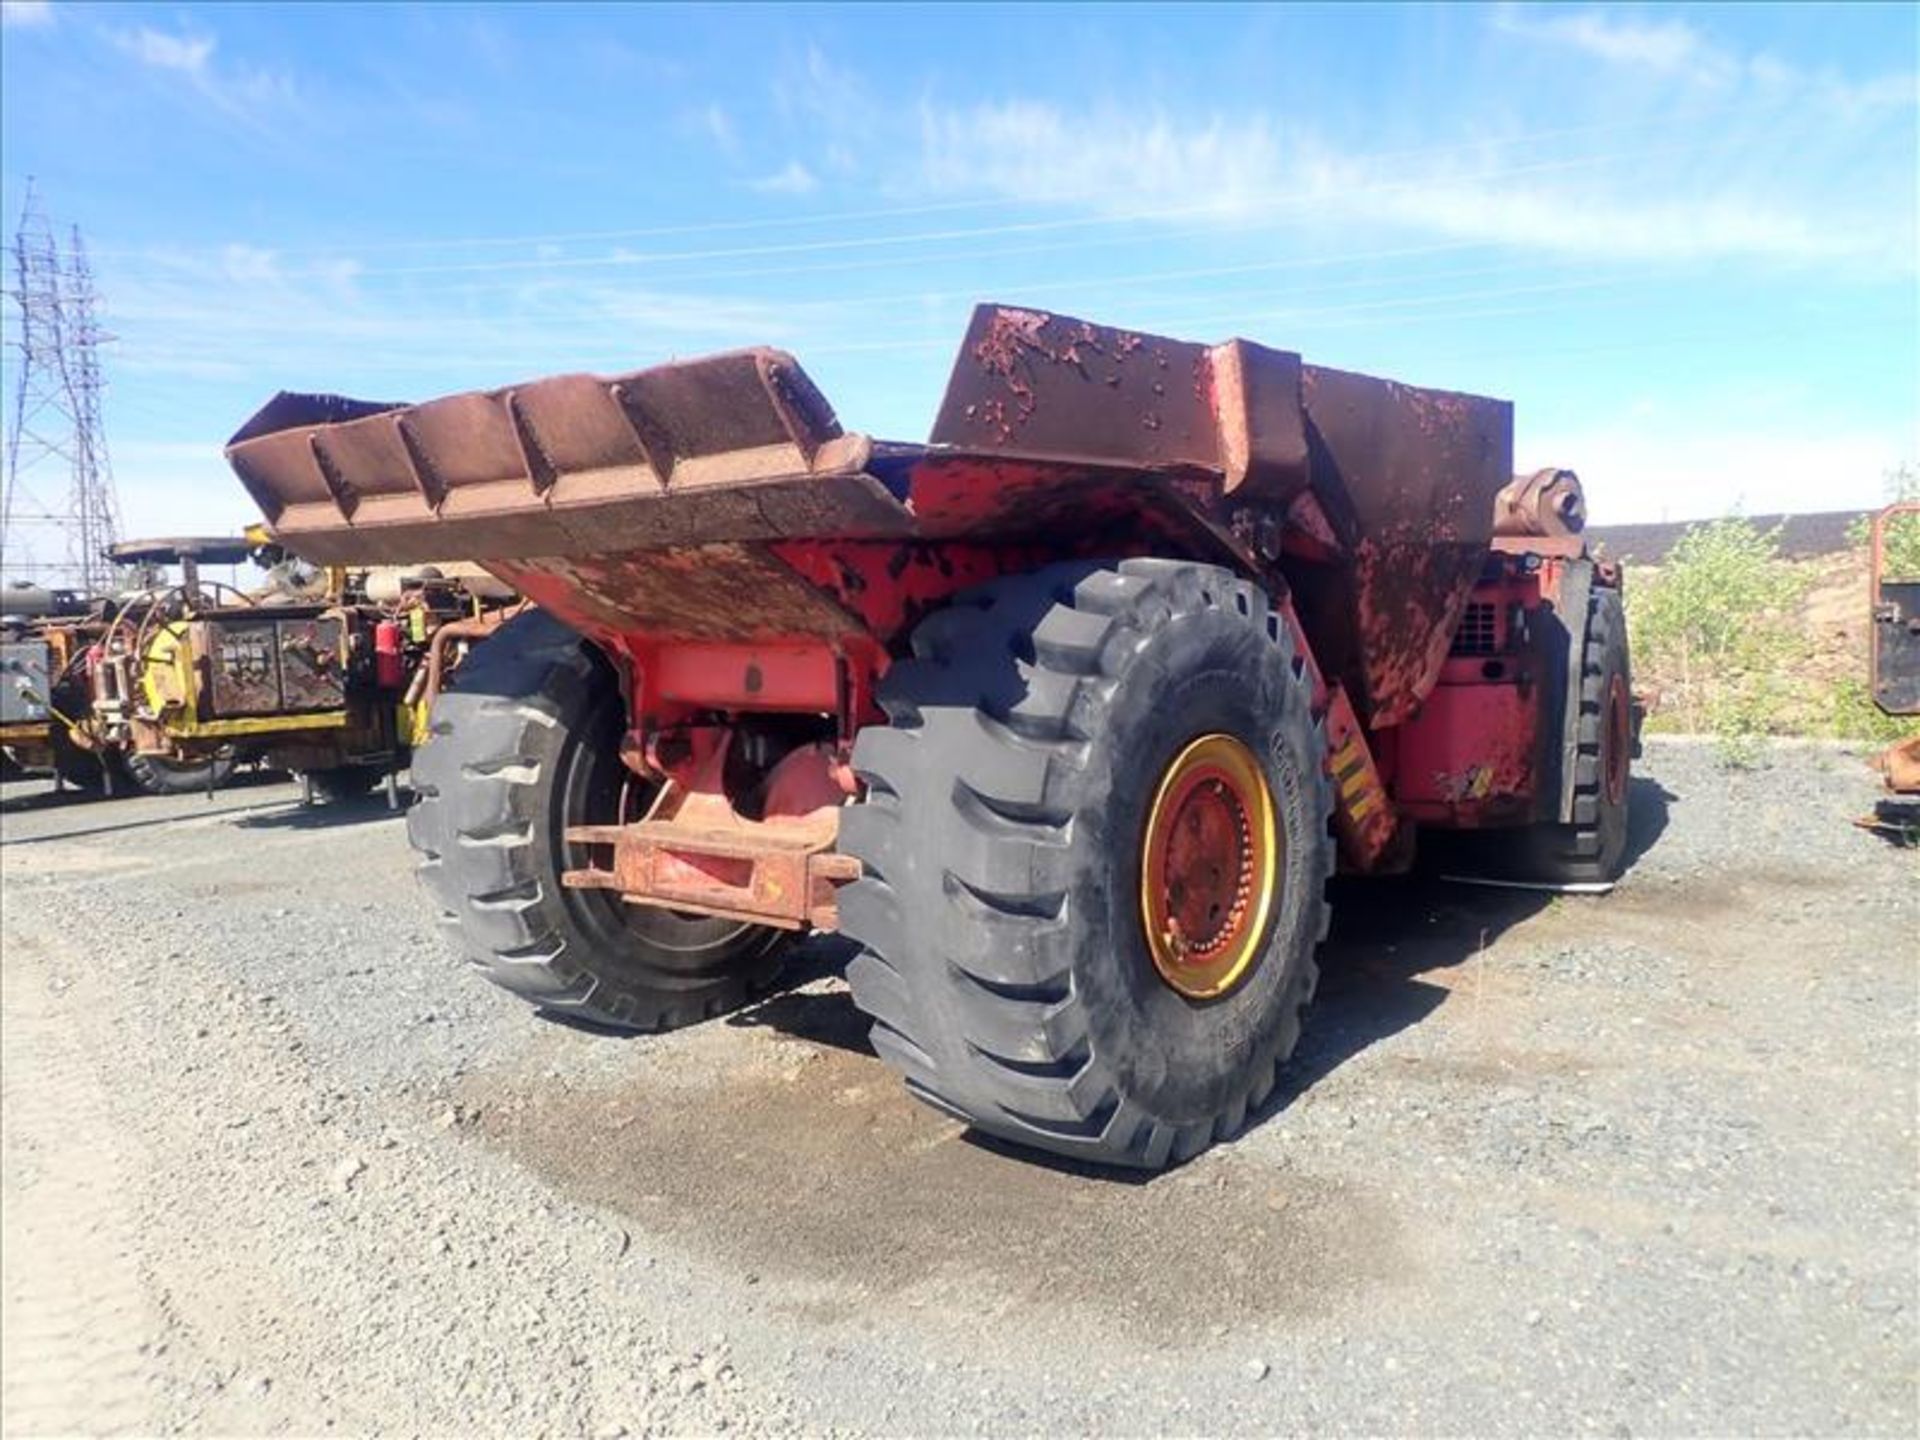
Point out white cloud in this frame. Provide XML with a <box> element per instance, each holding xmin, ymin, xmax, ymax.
<box><xmin>96</xmin><ymin>244</ymin><xmax>808</xmax><ymax>388</ymax></box>
<box><xmin>1494</xmin><ymin>6</ymin><xmax>1916</xmax><ymax>116</ymax></box>
<box><xmin>217</xmin><ymin>243</ymin><xmax>279</xmax><ymax>285</ymax></box>
<box><xmin>1493</xmin><ymin>8</ymin><xmax>1712</xmax><ymax>77</ymax></box>
<box><xmin>114</xmin><ymin>25</ymin><xmax>214</xmax><ymax>74</ymax></box>
<box><xmin>462</xmin><ymin>15</ymin><xmax>512</xmax><ymax>75</ymax></box>
<box><xmin>691</xmin><ymin>101</ymin><xmax>739</xmax><ymax>156</ymax></box>
<box><xmin>919</xmin><ymin>101</ymin><xmax>1286</xmax><ymax>217</ymax></box>
<box><xmin>775</xmin><ymin>44</ymin><xmax>867</xmax><ymax>128</ymax></box>
<box><xmin>1</xmin><ymin>0</ymin><xmax>53</xmax><ymax>29</ymax></box>
<box><xmin>748</xmin><ymin>160</ymin><xmax>819</xmax><ymax>196</ymax></box>
<box><xmin>106</xmin><ymin>23</ymin><xmax>297</xmax><ymax>129</ymax></box>
<box><xmin>907</xmin><ymin>101</ymin><xmax>1911</xmax><ymax>272</ymax></box>
<box><xmin>1308</xmin><ymin>155</ymin><xmax>1899</xmax><ymax>270</ymax></box>
<box><xmin>764</xmin><ymin>43</ymin><xmax>878</xmax><ymax>185</ymax></box>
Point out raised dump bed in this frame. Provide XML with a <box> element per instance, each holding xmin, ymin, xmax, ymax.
<box><xmin>226</xmin><ymin>304</ymin><xmax>1631</xmax><ymax>1169</ymax></box>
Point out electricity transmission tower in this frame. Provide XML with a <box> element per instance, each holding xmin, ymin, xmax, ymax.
<box><xmin>2</xmin><ymin>179</ymin><xmax>122</xmax><ymax>594</ymax></box>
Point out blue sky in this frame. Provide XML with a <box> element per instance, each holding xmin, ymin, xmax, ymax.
<box><xmin>2</xmin><ymin>0</ymin><xmax>1914</xmax><ymax>562</ymax></box>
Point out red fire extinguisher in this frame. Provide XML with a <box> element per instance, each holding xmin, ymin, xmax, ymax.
<box><xmin>373</xmin><ymin>619</ymin><xmax>405</xmax><ymax>690</ymax></box>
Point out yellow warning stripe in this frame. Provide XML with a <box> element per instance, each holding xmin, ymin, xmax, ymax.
<box><xmin>1329</xmin><ymin>719</ymin><xmax>1389</xmax><ymax>830</ymax></box>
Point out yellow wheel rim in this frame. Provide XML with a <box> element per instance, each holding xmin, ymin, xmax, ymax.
<box><xmin>1139</xmin><ymin>733</ymin><xmax>1280</xmax><ymax>1000</ymax></box>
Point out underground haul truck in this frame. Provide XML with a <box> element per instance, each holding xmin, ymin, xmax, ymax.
<box><xmin>225</xmin><ymin>305</ymin><xmax>1633</xmax><ymax>1169</ymax></box>
<box><xmin>84</xmin><ymin>534</ymin><xmax>521</xmax><ymax>804</ymax></box>
<box><xmin>3</xmin><ymin>535</ymin><xmax>516</xmax><ymax>801</ymax></box>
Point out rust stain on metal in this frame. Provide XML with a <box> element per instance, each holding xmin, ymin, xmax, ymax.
<box><xmin>498</xmin><ymin>546</ymin><xmax>870</xmax><ymax>648</ymax></box>
<box><xmin>562</xmin><ymin>736</ymin><xmax>857</xmax><ymax>930</ymax></box>
<box><xmin>961</xmin><ymin>308</ymin><xmax>1138</xmax><ymax>443</ymax></box>
<box><xmin>972</xmin><ymin>306</ymin><xmax>1052</xmax><ymax>375</ymax></box>
<box><xmin>933</xmin><ymin>304</ymin><xmax>1219</xmax><ymax>465</ymax></box>
<box><xmin>197</xmin><ymin>612</ymin><xmax>346</xmax><ymax>718</ymax></box>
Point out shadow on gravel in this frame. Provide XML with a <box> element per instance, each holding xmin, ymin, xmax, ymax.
<box><xmin>0</xmin><ymin>775</ymin><xmax>306</xmax><ymax>846</ymax></box>
<box><xmin>232</xmin><ymin>788</ymin><xmax>414</xmax><ymax>831</ymax></box>
<box><xmin>726</xmin><ymin>953</ymin><xmax>1159</xmax><ymax>1185</ymax></box>
<box><xmin>723</xmin><ymin>938</ymin><xmax>873</xmax><ymax>1054</ymax></box>
<box><xmin>1621</xmin><ymin>774</ymin><xmax>1675</xmax><ymax>870</ymax></box>
<box><xmin>1859</xmin><ymin>795</ymin><xmax>1920</xmax><ymax>847</ymax></box>
<box><xmin>489</xmin><ymin>1000</ymin><xmax>1402</xmax><ymax>1331</ymax></box>
<box><xmin>715</xmin><ymin>774</ymin><xmax>1676</xmax><ymax>1180</ymax></box>
<box><xmin>535</xmin><ymin>938</ymin><xmax>867</xmax><ymax>1042</ymax></box>
<box><xmin>1281</xmin><ymin>773</ymin><xmax>1673</xmax><ymax>1098</ymax></box>
<box><xmin>1267</xmin><ymin>873</ymin><xmax>1542</xmax><ymax>1118</ymax></box>
<box><xmin>0</xmin><ymin>765</ymin><xmax>291</xmax><ymax>819</ymax></box>
<box><xmin>474</xmin><ymin>774</ymin><xmax>1688</xmax><ymax>1326</ymax></box>
<box><xmin>0</xmin><ymin>781</ymin><xmax>99</xmax><ymax>815</ymax></box>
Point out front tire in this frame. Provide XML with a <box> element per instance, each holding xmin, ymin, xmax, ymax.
<box><xmin>1517</xmin><ymin>587</ymin><xmax>1632</xmax><ymax>883</ymax></box>
<box><xmin>839</xmin><ymin>559</ymin><xmax>1335</xmax><ymax>1170</ymax></box>
<box><xmin>408</xmin><ymin>610</ymin><xmax>791</xmax><ymax>1031</ymax></box>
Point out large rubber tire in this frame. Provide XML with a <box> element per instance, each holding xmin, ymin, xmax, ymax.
<box><xmin>1519</xmin><ymin>587</ymin><xmax>1632</xmax><ymax>883</ymax></box>
<box><xmin>840</xmin><ymin>559</ymin><xmax>1335</xmax><ymax>1170</ymax></box>
<box><xmin>125</xmin><ymin>751</ymin><xmax>235</xmax><ymax>796</ymax></box>
<box><xmin>304</xmin><ymin>764</ymin><xmax>385</xmax><ymax>802</ymax></box>
<box><xmin>408</xmin><ymin>609</ymin><xmax>791</xmax><ymax>1030</ymax></box>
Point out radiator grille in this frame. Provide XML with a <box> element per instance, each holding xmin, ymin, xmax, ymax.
<box><xmin>1451</xmin><ymin>602</ymin><xmax>1499</xmax><ymax>656</ymax></box>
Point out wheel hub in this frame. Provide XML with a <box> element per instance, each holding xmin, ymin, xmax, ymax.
<box><xmin>1140</xmin><ymin>733</ymin><xmax>1281</xmax><ymax>1000</ymax></box>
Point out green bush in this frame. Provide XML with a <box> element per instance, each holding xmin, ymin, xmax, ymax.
<box><xmin>1629</xmin><ymin>517</ymin><xmax>1811</xmax><ymax>762</ymax></box>
<box><xmin>1879</xmin><ymin>508</ymin><xmax>1920</xmax><ymax>582</ymax></box>
<box><xmin>1847</xmin><ymin>462</ymin><xmax>1920</xmax><ymax>578</ymax></box>
<box><xmin>1829</xmin><ymin>676</ymin><xmax>1920</xmax><ymax>744</ymax></box>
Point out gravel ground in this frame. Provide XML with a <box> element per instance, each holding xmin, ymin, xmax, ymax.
<box><xmin>2</xmin><ymin>738</ymin><xmax>1915</xmax><ymax>1437</ymax></box>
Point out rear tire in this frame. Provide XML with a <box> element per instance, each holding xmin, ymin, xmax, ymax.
<box><xmin>408</xmin><ymin>609</ymin><xmax>791</xmax><ymax>1031</ymax></box>
<box><xmin>125</xmin><ymin>751</ymin><xmax>235</xmax><ymax>796</ymax></box>
<box><xmin>840</xmin><ymin>559</ymin><xmax>1335</xmax><ymax>1170</ymax></box>
<box><xmin>1518</xmin><ymin>586</ymin><xmax>1632</xmax><ymax>883</ymax></box>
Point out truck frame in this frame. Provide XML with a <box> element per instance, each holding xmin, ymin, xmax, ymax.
<box><xmin>224</xmin><ymin>304</ymin><xmax>1634</xmax><ymax>1168</ymax></box>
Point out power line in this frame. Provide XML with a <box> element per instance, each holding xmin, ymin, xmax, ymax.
<box><xmin>2</xmin><ymin>180</ymin><xmax>122</xmax><ymax>593</ymax></box>
<box><xmin>91</xmin><ymin>137</ymin><xmax>1711</xmax><ymax>294</ymax></box>
<box><xmin>348</xmin><ymin>147</ymin><xmax>1685</xmax><ymax>280</ymax></box>
<box><xmin>83</xmin><ymin>242</ymin><xmax>1538</xmax><ymax>338</ymax></box>
<box><xmin>69</xmin><ymin>274</ymin><xmax>1674</xmax><ymax>379</ymax></box>
<box><xmin>83</xmin><ymin>108</ymin><xmax>1741</xmax><ymax>262</ymax></box>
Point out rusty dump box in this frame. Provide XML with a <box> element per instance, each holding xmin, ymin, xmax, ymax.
<box><xmin>227</xmin><ymin>304</ymin><xmax>1510</xmax><ymax>729</ymax></box>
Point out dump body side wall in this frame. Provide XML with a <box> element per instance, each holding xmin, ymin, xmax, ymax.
<box><xmin>931</xmin><ymin>307</ymin><xmax>1514</xmax><ymax>729</ymax></box>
